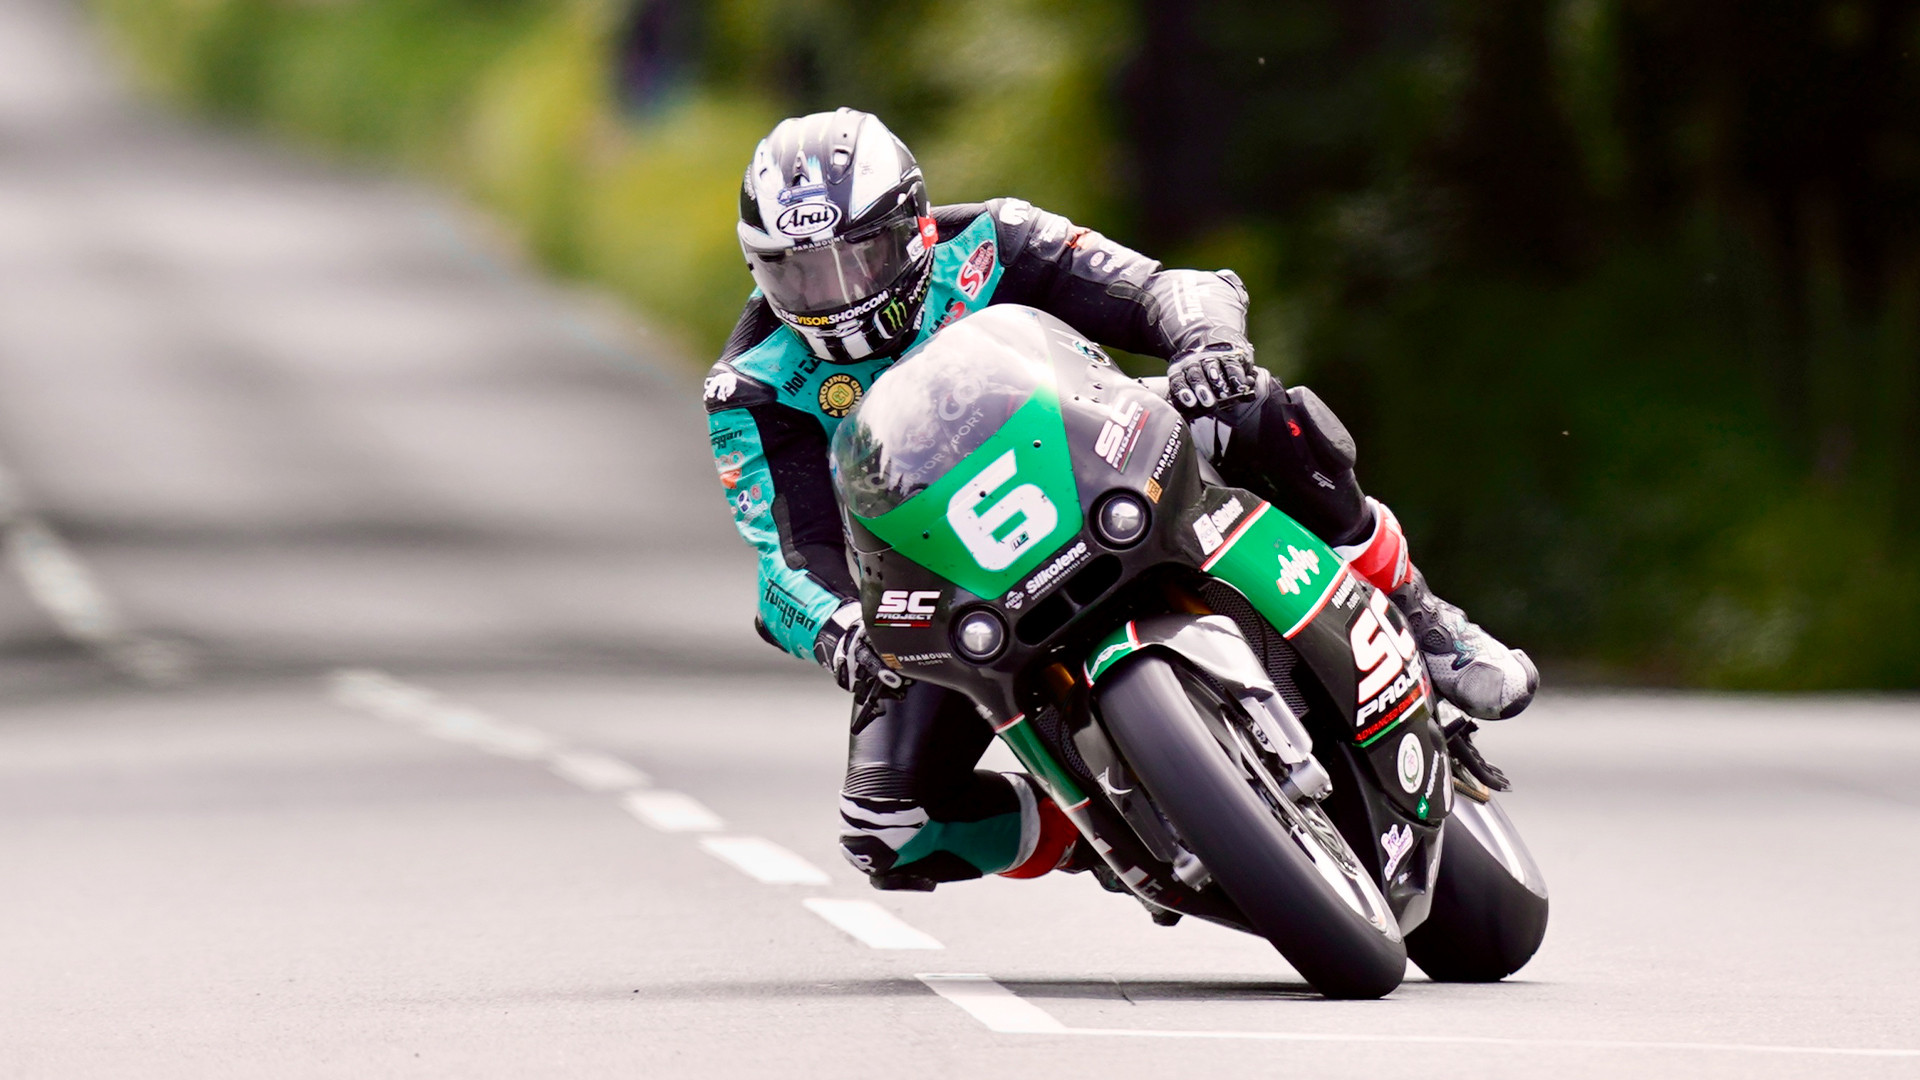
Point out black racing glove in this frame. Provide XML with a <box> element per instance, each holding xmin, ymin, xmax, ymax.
<box><xmin>1167</xmin><ymin>344</ymin><xmax>1259</xmax><ymax>417</ymax></box>
<box><xmin>815</xmin><ymin>602</ymin><xmax>908</xmax><ymax>720</ymax></box>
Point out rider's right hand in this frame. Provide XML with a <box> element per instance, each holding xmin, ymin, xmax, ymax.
<box><xmin>1168</xmin><ymin>344</ymin><xmax>1259</xmax><ymax>417</ymax></box>
<box><xmin>816</xmin><ymin>602</ymin><xmax>908</xmax><ymax>709</ymax></box>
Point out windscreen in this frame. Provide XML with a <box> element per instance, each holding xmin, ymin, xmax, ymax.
<box><xmin>831</xmin><ymin>310</ymin><xmax>1055</xmax><ymax>519</ymax></box>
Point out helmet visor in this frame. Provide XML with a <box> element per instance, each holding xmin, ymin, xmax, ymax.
<box><xmin>743</xmin><ymin>215</ymin><xmax>921</xmax><ymax>318</ymax></box>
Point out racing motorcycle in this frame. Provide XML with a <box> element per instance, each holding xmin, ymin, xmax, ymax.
<box><xmin>830</xmin><ymin>305</ymin><xmax>1548</xmax><ymax>999</ymax></box>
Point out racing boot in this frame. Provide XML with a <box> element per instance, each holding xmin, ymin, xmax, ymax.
<box><xmin>998</xmin><ymin>785</ymin><xmax>1084</xmax><ymax>879</ymax></box>
<box><xmin>1335</xmin><ymin>498</ymin><xmax>1539</xmax><ymax>720</ymax></box>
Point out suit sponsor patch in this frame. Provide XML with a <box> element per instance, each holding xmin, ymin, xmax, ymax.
<box><xmin>818</xmin><ymin>373</ymin><xmax>863</xmax><ymax>418</ymax></box>
<box><xmin>703</xmin><ymin>369</ymin><xmax>738</xmax><ymax>406</ymax></box>
<box><xmin>958</xmin><ymin>240</ymin><xmax>995</xmax><ymax>299</ymax></box>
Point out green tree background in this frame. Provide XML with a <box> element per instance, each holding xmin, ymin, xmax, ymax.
<box><xmin>90</xmin><ymin>0</ymin><xmax>1920</xmax><ymax>688</ymax></box>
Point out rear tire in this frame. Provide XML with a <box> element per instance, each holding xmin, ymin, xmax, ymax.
<box><xmin>1406</xmin><ymin>804</ymin><xmax>1549</xmax><ymax>981</ymax></box>
<box><xmin>1099</xmin><ymin>655</ymin><xmax>1407</xmax><ymax>999</ymax></box>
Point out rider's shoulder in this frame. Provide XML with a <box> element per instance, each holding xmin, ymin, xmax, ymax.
<box><xmin>932</xmin><ymin>199</ymin><xmax>1064</xmax><ymax>256</ymax></box>
<box><xmin>703</xmin><ymin>357</ymin><xmax>776</xmax><ymax>414</ymax></box>
<box><xmin>971</xmin><ymin>197</ymin><xmax>1074</xmax><ymax>251</ymax></box>
<box><xmin>719</xmin><ymin>294</ymin><xmax>785</xmax><ymax>364</ymax></box>
<box><xmin>706</xmin><ymin>298</ymin><xmax>783</xmax><ymax>413</ymax></box>
<box><xmin>935</xmin><ymin>200</ymin><xmax>1056</xmax><ymax>242</ymax></box>
<box><xmin>980</xmin><ymin>197</ymin><xmax>1047</xmax><ymax>226</ymax></box>
<box><xmin>931</xmin><ymin>202</ymin><xmax>991</xmax><ymax>242</ymax></box>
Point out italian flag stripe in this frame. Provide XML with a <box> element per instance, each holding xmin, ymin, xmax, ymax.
<box><xmin>1200</xmin><ymin>502</ymin><xmax>1271</xmax><ymax>572</ymax></box>
<box><xmin>1283</xmin><ymin>565</ymin><xmax>1348</xmax><ymax>640</ymax></box>
<box><xmin>1356</xmin><ymin>687</ymin><xmax>1427</xmax><ymax>746</ymax></box>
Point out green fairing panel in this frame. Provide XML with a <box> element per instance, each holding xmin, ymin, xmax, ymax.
<box><xmin>1196</xmin><ymin>501</ymin><xmax>1345</xmax><ymax>639</ymax></box>
<box><xmin>996</xmin><ymin>714</ymin><xmax>1089</xmax><ymax>809</ymax></box>
<box><xmin>852</xmin><ymin>387</ymin><xmax>1083</xmax><ymax>600</ymax></box>
<box><xmin>1084</xmin><ymin>622</ymin><xmax>1142</xmax><ymax>683</ymax></box>
<box><xmin>1189</xmin><ymin>498</ymin><xmax>1433</xmax><ymax>753</ymax></box>
<box><xmin>1082</xmin><ymin>500</ymin><xmax>1345</xmax><ymax>686</ymax></box>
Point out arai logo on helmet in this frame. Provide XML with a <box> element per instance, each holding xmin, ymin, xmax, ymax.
<box><xmin>776</xmin><ymin>201</ymin><xmax>841</xmax><ymax>238</ymax></box>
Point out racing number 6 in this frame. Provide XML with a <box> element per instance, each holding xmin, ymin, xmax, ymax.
<box><xmin>946</xmin><ymin>450</ymin><xmax>1057</xmax><ymax>570</ymax></box>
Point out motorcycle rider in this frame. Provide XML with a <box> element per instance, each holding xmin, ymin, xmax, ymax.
<box><xmin>705</xmin><ymin>108</ymin><xmax>1537</xmax><ymax>890</ymax></box>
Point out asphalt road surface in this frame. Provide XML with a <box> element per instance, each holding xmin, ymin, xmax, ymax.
<box><xmin>2</xmin><ymin>2</ymin><xmax>1917</xmax><ymax>1076</ymax></box>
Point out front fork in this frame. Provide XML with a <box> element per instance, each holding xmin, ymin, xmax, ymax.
<box><xmin>987</xmin><ymin>613</ymin><xmax>1337</xmax><ymax>910</ymax></box>
<box><xmin>982</xmin><ymin>698</ymin><xmax>1182</xmax><ymax>904</ymax></box>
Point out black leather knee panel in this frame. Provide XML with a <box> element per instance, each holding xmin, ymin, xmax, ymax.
<box><xmin>843</xmin><ymin>681</ymin><xmax>997</xmax><ymax>807</ymax></box>
<box><xmin>1285</xmin><ymin>385</ymin><xmax>1357</xmax><ymax>471</ymax></box>
<box><xmin>1202</xmin><ymin>379</ymin><xmax>1371</xmax><ymax>547</ymax></box>
<box><xmin>842</xmin><ymin>762</ymin><xmax>919</xmax><ymax>802</ymax></box>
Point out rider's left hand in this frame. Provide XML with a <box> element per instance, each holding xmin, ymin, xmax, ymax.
<box><xmin>1168</xmin><ymin>345</ymin><xmax>1259</xmax><ymax>416</ymax></box>
<box><xmin>818</xmin><ymin>604</ymin><xmax>910</xmax><ymax>722</ymax></box>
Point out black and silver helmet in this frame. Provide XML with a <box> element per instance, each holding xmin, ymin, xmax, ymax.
<box><xmin>738</xmin><ymin>108</ymin><xmax>935</xmax><ymax>362</ymax></box>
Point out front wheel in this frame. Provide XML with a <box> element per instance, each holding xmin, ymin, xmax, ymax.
<box><xmin>1098</xmin><ymin>655</ymin><xmax>1407</xmax><ymax>999</ymax></box>
<box><xmin>1406</xmin><ymin>791</ymin><xmax>1549</xmax><ymax>981</ymax></box>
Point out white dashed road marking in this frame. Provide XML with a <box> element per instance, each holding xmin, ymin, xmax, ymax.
<box><xmin>804</xmin><ymin>899</ymin><xmax>944</xmax><ymax>950</ymax></box>
<box><xmin>622</xmin><ymin>789</ymin><xmax>724</xmax><ymax>832</ymax></box>
<box><xmin>0</xmin><ymin>464</ymin><xmax>189</xmax><ymax>683</ymax></box>
<box><xmin>700</xmin><ymin>836</ymin><xmax>833</xmax><ymax>885</ymax></box>
<box><xmin>916</xmin><ymin>975</ymin><xmax>1920</xmax><ymax>1057</ymax></box>
<box><xmin>549</xmin><ymin>749</ymin><xmax>651</xmax><ymax>791</ymax></box>
<box><xmin>426</xmin><ymin>709</ymin><xmax>555</xmax><ymax>759</ymax></box>
<box><xmin>331</xmin><ymin>671</ymin><xmax>548</xmax><ymax>757</ymax></box>
<box><xmin>329</xmin><ymin>669</ymin><xmax>961</xmax><ymax>946</ymax></box>
<box><xmin>918</xmin><ymin>974</ymin><xmax>1065</xmax><ymax>1033</ymax></box>
<box><xmin>330</xmin><ymin>669</ymin><xmax>1920</xmax><ymax>1059</ymax></box>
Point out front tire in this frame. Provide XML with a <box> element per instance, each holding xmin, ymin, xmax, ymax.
<box><xmin>1406</xmin><ymin>795</ymin><xmax>1549</xmax><ymax>981</ymax></box>
<box><xmin>1098</xmin><ymin>655</ymin><xmax>1407</xmax><ymax>999</ymax></box>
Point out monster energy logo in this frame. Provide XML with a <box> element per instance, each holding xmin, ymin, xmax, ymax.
<box><xmin>875</xmin><ymin>268</ymin><xmax>931</xmax><ymax>338</ymax></box>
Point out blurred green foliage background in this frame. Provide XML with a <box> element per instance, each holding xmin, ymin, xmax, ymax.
<box><xmin>90</xmin><ymin>0</ymin><xmax>1920</xmax><ymax>689</ymax></box>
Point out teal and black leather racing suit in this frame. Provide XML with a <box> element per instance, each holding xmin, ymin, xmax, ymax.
<box><xmin>704</xmin><ymin>198</ymin><xmax>1375</xmax><ymax>887</ymax></box>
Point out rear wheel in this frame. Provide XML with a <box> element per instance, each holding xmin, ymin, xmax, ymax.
<box><xmin>1098</xmin><ymin>655</ymin><xmax>1407</xmax><ymax>999</ymax></box>
<box><xmin>1406</xmin><ymin>794</ymin><xmax>1549</xmax><ymax>981</ymax></box>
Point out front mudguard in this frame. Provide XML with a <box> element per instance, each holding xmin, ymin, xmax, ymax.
<box><xmin>1064</xmin><ymin>613</ymin><xmax>1330</xmax><ymax>928</ymax></box>
<box><xmin>1448</xmin><ymin>788</ymin><xmax>1548</xmax><ymax>900</ymax></box>
<box><xmin>1084</xmin><ymin>614</ymin><xmax>1323</xmax><ymax>784</ymax></box>
<box><xmin>1404</xmin><ymin>783</ymin><xmax>1549</xmax><ymax>980</ymax></box>
<box><xmin>1087</xmin><ymin>612</ymin><xmax>1447</xmax><ymax>933</ymax></box>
